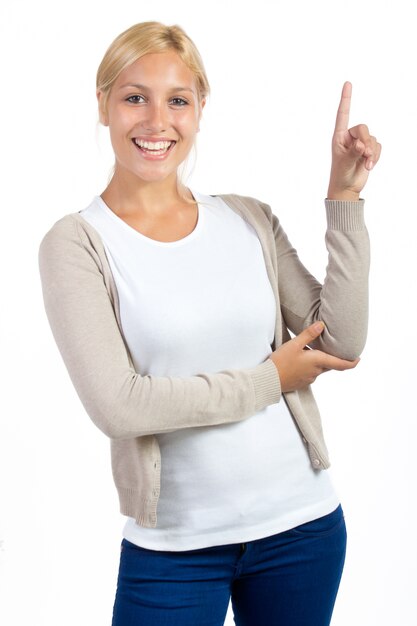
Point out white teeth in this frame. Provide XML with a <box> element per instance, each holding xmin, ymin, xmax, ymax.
<box><xmin>134</xmin><ymin>139</ymin><xmax>173</xmax><ymax>150</ymax></box>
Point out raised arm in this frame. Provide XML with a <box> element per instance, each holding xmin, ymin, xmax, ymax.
<box><xmin>273</xmin><ymin>82</ymin><xmax>381</xmax><ymax>360</ymax></box>
<box><xmin>38</xmin><ymin>216</ymin><xmax>281</xmax><ymax>441</ymax></box>
<box><xmin>273</xmin><ymin>197</ymin><xmax>370</xmax><ymax>361</ymax></box>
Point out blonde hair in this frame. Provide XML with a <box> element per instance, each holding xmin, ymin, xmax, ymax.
<box><xmin>96</xmin><ymin>21</ymin><xmax>211</xmax><ymax>203</ymax></box>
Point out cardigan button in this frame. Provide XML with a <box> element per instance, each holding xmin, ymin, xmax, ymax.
<box><xmin>313</xmin><ymin>458</ymin><xmax>321</xmax><ymax>467</ymax></box>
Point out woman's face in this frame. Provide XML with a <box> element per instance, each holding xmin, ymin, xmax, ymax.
<box><xmin>98</xmin><ymin>50</ymin><xmax>205</xmax><ymax>185</ymax></box>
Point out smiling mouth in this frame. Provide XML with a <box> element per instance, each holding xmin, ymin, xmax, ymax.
<box><xmin>132</xmin><ymin>139</ymin><xmax>176</xmax><ymax>156</ymax></box>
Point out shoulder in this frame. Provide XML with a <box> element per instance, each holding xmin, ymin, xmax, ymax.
<box><xmin>38</xmin><ymin>212</ymin><xmax>106</xmax><ymax>275</ymax></box>
<box><xmin>38</xmin><ymin>213</ymin><xmax>79</xmax><ymax>258</ymax></box>
<box><xmin>215</xmin><ymin>192</ymin><xmax>275</xmax><ymax>228</ymax></box>
<box><xmin>39</xmin><ymin>212</ymin><xmax>102</xmax><ymax>253</ymax></box>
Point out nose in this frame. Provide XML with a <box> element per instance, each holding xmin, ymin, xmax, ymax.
<box><xmin>142</xmin><ymin>101</ymin><xmax>168</xmax><ymax>133</ymax></box>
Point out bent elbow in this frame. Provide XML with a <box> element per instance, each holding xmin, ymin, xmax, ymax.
<box><xmin>98</xmin><ymin>419</ymin><xmax>127</xmax><ymax>440</ymax></box>
<box><xmin>77</xmin><ymin>372</ymin><xmax>153</xmax><ymax>440</ymax></box>
<box><xmin>334</xmin><ymin>346</ymin><xmax>363</xmax><ymax>362</ymax></box>
<box><xmin>310</xmin><ymin>332</ymin><xmax>367</xmax><ymax>362</ymax></box>
<box><xmin>82</xmin><ymin>395</ymin><xmax>143</xmax><ymax>440</ymax></box>
<box><xmin>90</xmin><ymin>414</ymin><xmax>143</xmax><ymax>440</ymax></box>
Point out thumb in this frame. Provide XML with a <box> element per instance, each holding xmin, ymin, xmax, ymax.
<box><xmin>293</xmin><ymin>321</ymin><xmax>325</xmax><ymax>348</ymax></box>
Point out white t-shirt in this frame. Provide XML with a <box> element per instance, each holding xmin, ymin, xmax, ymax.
<box><xmin>80</xmin><ymin>189</ymin><xmax>340</xmax><ymax>551</ymax></box>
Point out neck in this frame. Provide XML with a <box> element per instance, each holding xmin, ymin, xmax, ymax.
<box><xmin>100</xmin><ymin>169</ymin><xmax>194</xmax><ymax>218</ymax></box>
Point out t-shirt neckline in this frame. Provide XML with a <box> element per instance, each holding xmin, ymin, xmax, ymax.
<box><xmin>94</xmin><ymin>187</ymin><xmax>204</xmax><ymax>248</ymax></box>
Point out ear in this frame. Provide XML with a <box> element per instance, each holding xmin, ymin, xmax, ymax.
<box><xmin>97</xmin><ymin>90</ymin><xmax>109</xmax><ymax>126</ymax></box>
<box><xmin>197</xmin><ymin>97</ymin><xmax>206</xmax><ymax>131</ymax></box>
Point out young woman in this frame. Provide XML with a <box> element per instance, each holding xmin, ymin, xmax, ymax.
<box><xmin>38</xmin><ymin>20</ymin><xmax>381</xmax><ymax>626</ymax></box>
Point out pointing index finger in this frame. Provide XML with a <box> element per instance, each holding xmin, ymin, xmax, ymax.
<box><xmin>334</xmin><ymin>81</ymin><xmax>352</xmax><ymax>132</ymax></box>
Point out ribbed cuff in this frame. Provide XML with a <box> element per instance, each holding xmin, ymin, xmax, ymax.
<box><xmin>325</xmin><ymin>198</ymin><xmax>365</xmax><ymax>230</ymax></box>
<box><xmin>250</xmin><ymin>358</ymin><xmax>282</xmax><ymax>411</ymax></box>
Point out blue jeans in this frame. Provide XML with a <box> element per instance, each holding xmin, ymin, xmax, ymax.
<box><xmin>111</xmin><ymin>504</ymin><xmax>347</xmax><ymax>626</ymax></box>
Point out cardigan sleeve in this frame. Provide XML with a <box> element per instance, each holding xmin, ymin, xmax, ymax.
<box><xmin>38</xmin><ymin>216</ymin><xmax>281</xmax><ymax>441</ymax></box>
<box><xmin>269</xmin><ymin>198</ymin><xmax>370</xmax><ymax>361</ymax></box>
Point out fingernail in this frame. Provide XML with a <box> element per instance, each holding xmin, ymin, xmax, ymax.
<box><xmin>367</xmin><ymin>160</ymin><xmax>374</xmax><ymax>170</ymax></box>
<box><xmin>314</xmin><ymin>322</ymin><xmax>324</xmax><ymax>332</ymax></box>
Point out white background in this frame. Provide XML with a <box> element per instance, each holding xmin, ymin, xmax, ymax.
<box><xmin>1</xmin><ymin>0</ymin><xmax>416</xmax><ymax>624</ymax></box>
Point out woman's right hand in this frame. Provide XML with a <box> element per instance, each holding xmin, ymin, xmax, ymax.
<box><xmin>269</xmin><ymin>321</ymin><xmax>360</xmax><ymax>393</ymax></box>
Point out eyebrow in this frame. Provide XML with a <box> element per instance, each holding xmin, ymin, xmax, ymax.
<box><xmin>119</xmin><ymin>83</ymin><xmax>195</xmax><ymax>93</ymax></box>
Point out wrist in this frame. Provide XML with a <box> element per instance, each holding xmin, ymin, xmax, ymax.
<box><xmin>326</xmin><ymin>189</ymin><xmax>360</xmax><ymax>201</ymax></box>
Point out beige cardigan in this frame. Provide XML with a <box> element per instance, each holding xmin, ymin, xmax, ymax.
<box><xmin>38</xmin><ymin>193</ymin><xmax>369</xmax><ymax>528</ymax></box>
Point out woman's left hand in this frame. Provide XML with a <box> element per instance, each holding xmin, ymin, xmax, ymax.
<box><xmin>327</xmin><ymin>81</ymin><xmax>382</xmax><ymax>201</ymax></box>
